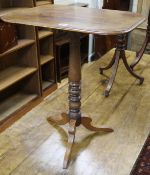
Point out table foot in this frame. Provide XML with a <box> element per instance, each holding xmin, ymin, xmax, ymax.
<box><xmin>122</xmin><ymin>51</ymin><xmax>144</xmax><ymax>85</ymax></box>
<box><xmin>47</xmin><ymin>114</ymin><xmax>113</xmax><ymax>169</ymax></box>
<box><xmin>81</xmin><ymin>117</ymin><xmax>113</xmax><ymax>132</ymax></box>
<box><xmin>63</xmin><ymin>119</ymin><xmax>76</xmax><ymax>169</ymax></box>
<box><xmin>104</xmin><ymin>90</ymin><xmax>110</xmax><ymax>97</ymax></box>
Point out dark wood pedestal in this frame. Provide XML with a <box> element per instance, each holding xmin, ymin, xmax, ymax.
<box><xmin>94</xmin><ymin>0</ymin><xmax>131</xmax><ymax>58</ymax></box>
<box><xmin>99</xmin><ymin>35</ymin><xmax>144</xmax><ymax>97</ymax></box>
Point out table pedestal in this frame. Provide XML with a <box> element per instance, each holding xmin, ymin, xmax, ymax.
<box><xmin>130</xmin><ymin>13</ymin><xmax>150</xmax><ymax>69</ymax></box>
<box><xmin>47</xmin><ymin>32</ymin><xmax>113</xmax><ymax>169</ymax></box>
<box><xmin>99</xmin><ymin>34</ymin><xmax>144</xmax><ymax>97</ymax></box>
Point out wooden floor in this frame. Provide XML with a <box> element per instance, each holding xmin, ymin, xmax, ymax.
<box><xmin>0</xmin><ymin>49</ymin><xmax>150</xmax><ymax>175</ymax></box>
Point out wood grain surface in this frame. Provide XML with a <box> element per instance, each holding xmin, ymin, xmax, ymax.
<box><xmin>0</xmin><ymin>49</ymin><xmax>150</xmax><ymax>175</ymax></box>
<box><xmin>1</xmin><ymin>4</ymin><xmax>145</xmax><ymax>35</ymax></box>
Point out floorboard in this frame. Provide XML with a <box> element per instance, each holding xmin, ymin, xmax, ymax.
<box><xmin>0</xmin><ymin>49</ymin><xmax>150</xmax><ymax>175</ymax></box>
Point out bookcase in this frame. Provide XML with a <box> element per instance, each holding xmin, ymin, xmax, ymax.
<box><xmin>37</xmin><ymin>27</ymin><xmax>56</xmax><ymax>94</ymax></box>
<box><xmin>0</xmin><ymin>0</ymin><xmax>56</xmax><ymax>128</ymax></box>
<box><xmin>34</xmin><ymin>0</ymin><xmax>56</xmax><ymax>95</ymax></box>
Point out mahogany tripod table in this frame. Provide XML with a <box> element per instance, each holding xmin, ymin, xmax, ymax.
<box><xmin>2</xmin><ymin>5</ymin><xmax>145</xmax><ymax>168</ymax></box>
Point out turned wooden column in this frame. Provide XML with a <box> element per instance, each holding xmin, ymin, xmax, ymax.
<box><xmin>68</xmin><ymin>32</ymin><xmax>81</xmax><ymax>126</ymax></box>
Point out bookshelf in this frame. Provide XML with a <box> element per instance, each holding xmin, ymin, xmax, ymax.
<box><xmin>0</xmin><ymin>0</ymin><xmax>57</xmax><ymax>126</ymax></box>
<box><xmin>34</xmin><ymin>0</ymin><xmax>57</xmax><ymax>94</ymax></box>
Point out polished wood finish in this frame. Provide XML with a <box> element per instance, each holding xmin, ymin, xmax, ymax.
<box><xmin>100</xmin><ymin>35</ymin><xmax>144</xmax><ymax>97</ymax></box>
<box><xmin>2</xmin><ymin>5</ymin><xmax>145</xmax><ymax>35</ymax></box>
<box><xmin>130</xmin><ymin>10</ymin><xmax>150</xmax><ymax>69</ymax></box>
<box><xmin>1</xmin><ymin>5</ymin><xmax>145</xmax><ymax>168</ymax></box>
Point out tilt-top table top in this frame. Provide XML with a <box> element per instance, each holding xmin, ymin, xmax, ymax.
<box><xmin>1</xmin><ymin>4</ymin><xmax>145</xmax><ymax>35</ymax></box>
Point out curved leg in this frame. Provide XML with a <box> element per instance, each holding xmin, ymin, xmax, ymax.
<box><xmin>102</xmin><ymin>34</ymin><xmax>145</xmax><ymax>97</ymax></box>
<box><xmin>130</xmin><ymin>11</ymin><xmax>150</xmax><ymax>69</ymax></box>
<box><xmin>104</xmin><ymin>50</ymin><xmax>120</xmax><ymax>97</ymax></box>
<box><xmin>81</xmin><ymin>117</ymin><xmax>113</xmax><ymax>132</ymax></box>
<box><xmin>63</xmin><ymin>119</ymin><xmax>76</xmax><ymax>169</ymax></box>
<box><xmin>99</xmin><ymin>50</ymin><xmax>116</xmax><ymax>74</ymax></box>
<box><xmin>130</xmin><ymin>36</ymin><xmax>149</xmax><ymax>69</ymax></box>
<box><xmin>122</xmin><ymin>51</ymin><xmax>144</xmax><ymax>85</ymax></box>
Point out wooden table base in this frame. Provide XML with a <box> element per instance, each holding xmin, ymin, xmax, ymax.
<box><xmin>47</xmin><ymin>113</ymin><xmax>113</xmax><ymax>168</ymax></box>
<box><xmin>99</xmin><ymin>34</ymin><xmax>144</xmax><ymax>97</ymax></box>
<box><xmin>130</xmin><ymin>11</ymin><xmax>150</xmax><ymax>69</ymax></box>
<box><xmin>47</xmin><ymin>32</ymin><xmax>113</xmax><ymax>169</ymax></box>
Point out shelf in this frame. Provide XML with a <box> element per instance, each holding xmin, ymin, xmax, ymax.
<box><xmin>60</xmin><ymin>66</ymin><xmax>69</xmax><ymax>74</ymax></box>
<box><xmin>0</xmin><ymin>66</ymin><xmax>37</xmax><ymax>92</ymax></box>
<box><xmin>36</xmin><ymin>1</ymin><xmax>51</xmax><ymax>6</ymax></box>
<box><xmin>0</xmin><ymin>0</ymin><xmax>56</xmax><ymax>129</ymax></box>
<box><xmin>0</xmin><ymin>39</ymin><xmax>35</xmax><ymax>57</ymax></box>
<box><xmin>40</xmin><ymin>54</ymin><xmax>54</xmax><ymax>65</ymax></box>
<box><xmin>56</xmin><ymin>38</ymin><xmax>70</xmax><ymax>46</ymax></box>
<box><xmin>0</xmin><ymin>92</ymin><xmax>37</xmax><ymax>123</ymax></box>
<box><xmin>42</xmin><ymin>80</ymin><xmax>55</xmax><ymax>90</ymax></box>
<box><xmin>38</xmin><ymin>30</ymin><xmax>53</xmax><ymax>39</ymax></box>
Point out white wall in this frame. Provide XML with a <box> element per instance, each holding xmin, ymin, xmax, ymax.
<box><xmin>132</xmin><ymin>0</ymin><xmax>138</xmax><ymax>12</ymax></box>
<box><xmin>54</xmin><ymin>0</ymin><xmax>74</xmax><ymax>5</ymax></box>
<box><xmin>75</xmin><ymin>0</ymin><xmax>102</xmax><ymax>8</ymax></box>
<box><xmin>54</xmin><ymin>0</ymin><xmax>102</xmax><ymax>8</ymax></box>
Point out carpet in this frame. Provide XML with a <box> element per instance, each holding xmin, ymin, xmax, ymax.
<box><xmin>131</xmin><ymin>133</ymin><xmax>150</xmax><ymax>175</ymax></box>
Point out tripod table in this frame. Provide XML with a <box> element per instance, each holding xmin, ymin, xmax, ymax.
<box><xmin>2</xmin><ymin>4</ymin><xmax>145</xmax><ymax>168</ymax></box>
